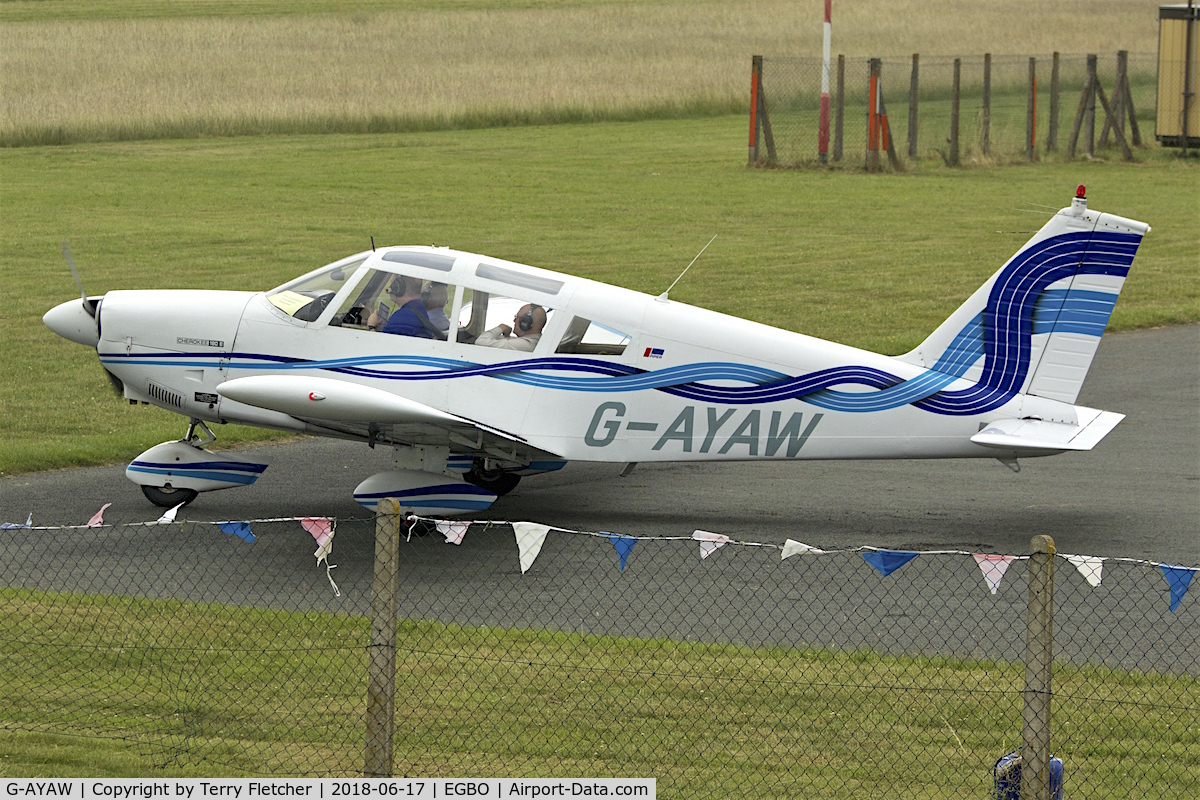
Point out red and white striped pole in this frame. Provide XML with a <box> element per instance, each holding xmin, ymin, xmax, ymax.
<box><xmin>818</xmin><ymin>0</ymin><xmax>832</xmax><ymax>163</ymax></box>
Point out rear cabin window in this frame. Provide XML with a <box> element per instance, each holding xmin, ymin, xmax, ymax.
<box><xmin>555</xmin><ymin>316</ymin><xmax>630</xmax><ymax>356</ymax></box>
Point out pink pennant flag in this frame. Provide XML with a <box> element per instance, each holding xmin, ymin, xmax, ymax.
<box><xmin>87</xmin><ymin>503</ymin><xmax>112</xmax><ymax>528</ymax></box>
<box><xmin>693</xmin><ymin>529</ymin><xmax>732</xmax><ymax>560</ymax></box>
<box><xmin>301</xmin><ymin>517</ymin><xmax>339</xmax><ymax>596</ymax></box>
<box><xmin>973</xmin><ymin>553</ymin><xmax>1016</xmax><ymax>595</ymax></box>
<box><xmin>436</xmin><ymin>520</ymin><xmax>470</xmax><ymax>545</ymax></box>
<box><xmin>1064</xmin><ymin>554</ymin><xmax>1104</xmax><ymax>588</ymax></box>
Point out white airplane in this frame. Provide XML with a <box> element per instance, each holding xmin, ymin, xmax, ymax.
<box><xmin>43</xmin><ymin>187</ymin><xmax>1149</xmax><ymax>514</ymax></box>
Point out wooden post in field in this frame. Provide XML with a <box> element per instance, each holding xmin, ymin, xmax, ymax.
<box><xmin>1121</xmin><ymin>49</ymin><xmax>1142</xmax><ymax>146</ymax></box>
<box><xmin>1020</xmin><ymin>534</ymin><xmax>1055</xmax><ymax>800</ymax></box>
<box><xmin>949</xmin><ymin>58</ymin><xmax>961</xmax><ymax>166</ymax></box>
<box><xmin>835</xmin><ymin>54</ymin><xmax>846</xmax><ymax>161</ymax></box>
<box><xmin>1046</xmin><ymin>52</ymin><xmax>1060</xmax><ymax>153</ymax></box>
<box><xmin>749</xmin><ymin>56</ymin><xmax>762</xmax><ymax>164</ymax></box>
<box><xmin>1027</xmin><ymin>57</ymin><xmax>1037</xmax><ymax>161</ymax></box>
<box><xmin>1084</xmin><ymin>54</ymin><xmax>1098</xmax><ymax>157</ymax></box>
<box><xmin>1066</xmin><ymin>55</ymin><xmax>1097</xmax><ymax>160</ymax></box>
<box><xmin>867</xmin><ymin>58</ymin><xmax>882</xmax><ymax>171</ymax></box>
<box><xmin>364</xmin><ymin>497</ymin><xmax>402</xmax><ymax>777</ymax></box>
<box><xmin>908</xmin><ymin>53</ymin><xmax>920</xmax><ymax>158</ymax></box>
<box><xmin>982</xmin><ymin>53</ymin><xmax>992</xmax><ymax>156</ymax></box>
<box><xmin>1095</xmin><ymin>75</ymin><xmax>1135</xmax><ymax>161</ymax></box>
<box><xmin>1102</xmin><ymin>51</ymin><xmax>1140</xmax><ymax>147</ymax></box>
<box><xmin>818</xmin><ymin>0</ymin><xmax>832</xmax><ymax>163</ymax></box>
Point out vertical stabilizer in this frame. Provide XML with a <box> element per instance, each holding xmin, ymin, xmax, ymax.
<box><xmin>897</xmin><ymin>188</ymin><xmax>1148</xmax><ymax>408</ymax></box>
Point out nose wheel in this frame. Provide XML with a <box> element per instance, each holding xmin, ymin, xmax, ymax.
<box><xmin>141</xmin><ymin>484</ymin><xmax>199</xmax><ymax>508</ymax></box>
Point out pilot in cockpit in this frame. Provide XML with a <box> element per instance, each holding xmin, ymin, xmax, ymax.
<box><xmin>368</xmin><ymin>276</ymin><xmax>436</xmax><ymax>339</ymax></box>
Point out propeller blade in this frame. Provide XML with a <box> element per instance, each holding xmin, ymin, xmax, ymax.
<box><xmin>62</xmin><ymin>240</ymin><xmax>97</xmax><ymax>318</ymax></box>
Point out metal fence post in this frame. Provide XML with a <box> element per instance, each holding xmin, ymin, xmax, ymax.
<box><xmin>749</xmin><ymin>55</ymin><xmax>762</xmax><ymax>165</ymax></box>
<box><xmin>1027</xmin><ymin>57</ymin><xmax>1037</xmax><ymax>161</ymax></box>
<box><xmin>982</xmin><ymin>53</ymin><xmax>992</xmax><ymax>156</ymax></box>
<box><xmin>364</xmin><ymin>498</ymin><xmax>402</xmax><ymax>777</ymax></box>
<box><xmin>1020</xmin><ymin>535</ymin><xmax>1055</xmax><ymax>800</ymax></box>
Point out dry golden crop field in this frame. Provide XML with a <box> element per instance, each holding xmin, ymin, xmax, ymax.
<box><xmin>0</xmin><ymin>0</ymin><xmax>1160</xmax><ymax>145</ymax></box>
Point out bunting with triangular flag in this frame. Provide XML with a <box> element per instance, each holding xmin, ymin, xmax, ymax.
<box><xmin>87</xmin><ymin>503</ymin><xmax>111</xmax><ymax>528</ymax></box>
<box><xmin>2</xmin><ymin>513</ymin><xmax>32</xmax><ymax>530</ymax></box>
<box><xmin>605</xmin><ymin>532</ymin><xmax>637</xmax><ymax>571</ymax></box>
<box><xmin>218</xmin><ymin>521</ymin><xmax>256</xmax><ymax>543</ymax></box>
<box><xmin>301</xmin><ymin>517</ymin><xmax>339</xmax><ymax>596</ymax></box>
<box><xmin>1064</xmin><ymin>554</ymin><xmax>1104</xmax><ymax>588</ymax></box>
<box><xmin>782</xmin><ymin>539</ymin><xmax>826</xmax><ymax>559</ymax></box>
<box><xmin>973</xmin><ymin>553</ymin><xmax>1016</xmax><ymax>595</ymax></box>
<box><xmin>692</xmin><ymin>530</ymin><xmax>731</xmax><ymax>560</ymax></box>
<box><xmin>436</xmin><ymin>520</ymin><xmax>470</xmax><ymax>545</ymax></box>
<box><xmin>155</xmin><ymin>503</ymin><xmax>184</xmax><ymax>525</ymax></box>
<box><xmin>513</xmin><ymin>522</ymin><xmax>551</xmax><ymax>574</ymax></box>
<box><xmin>862</xmin><ymin>549</ymin><xmax>918</xmax><ymax>577</ymax></box>
<box><xmin>1160</xmin><ymin>564</ymin><xmax>1196</xmax><ymax>613</ymax></box>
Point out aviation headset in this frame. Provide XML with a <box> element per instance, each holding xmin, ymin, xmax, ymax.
<box><xmin>517</xmin><ymin>304</ymin><xmax>543</xmax><ymax>332</ymax></box>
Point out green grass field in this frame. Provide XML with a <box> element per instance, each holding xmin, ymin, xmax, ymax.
<box><xmin>2</xmin><ymin>116</ymin><xmax>1197</xmax><ymax>476</ymax></box>
<box><xmin>4</xmin><ymin>588</ymin><xmax>1197</xmax><ymax>794</ymax></box>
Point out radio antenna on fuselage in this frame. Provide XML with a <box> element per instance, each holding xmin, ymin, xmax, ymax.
<box><xmin>657</xmin><ymin>234</ymin><xmax>717</xmax><ymax>302</ymax></box>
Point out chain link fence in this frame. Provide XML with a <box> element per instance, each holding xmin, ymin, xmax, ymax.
<box><xmin>1</xmin><ymin>508</ymin><xmax>1196</xmax><ymax>796</ymax></box>
<box><xmin>754</xmin><ymin>52</ymin><xmax>1158</xmax><ymax>168</ymax></box>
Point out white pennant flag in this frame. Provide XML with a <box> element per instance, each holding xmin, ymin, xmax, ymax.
<box><xmin>155</xmin><ymin>502</ymin><xmax>185</xmax><ymax>525</ymax></box>
<box><xmin>782</xmin><ymin>539</ymin><xmax>826</xmax><ymax>559</ymax></box>
<box><xmin>973</xmin><ymin>553</ymin><xmax>1016</xmax><ymax>595</ymax></box>
<box><xmin>437</xmin><ymin>520</ymin><xmax>470</xmax><ymax>545</ymax></box>
<box><xmin>513</xmin><ymin>522</ymin><xmax>551</xmax><ymax>574</ymax></box>
<box><xmin>693</xmin><ymin>529</ymin><xmax>732</xmax><ymax>560</ymax></box>
<box><xmin>1064</xmin><ymin>554</ymin><xmax>1105</xmax><ymax>588</ymax></box>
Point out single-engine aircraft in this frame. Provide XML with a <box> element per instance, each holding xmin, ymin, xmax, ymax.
<box><xmin>43</xmin><ymin>187</ymin><xmax>1149</xmax><ymax>515</ymax></box>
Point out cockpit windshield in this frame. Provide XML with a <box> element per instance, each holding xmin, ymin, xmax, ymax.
<box><xmin>267</xmin><ymin>256</ymin><xmax>367</xmax><ymax>321</ymax></box>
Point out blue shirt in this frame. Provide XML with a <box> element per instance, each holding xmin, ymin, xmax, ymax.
<box><xmin>381</xmin><ymin>299</ymin><xmax>434</xmax><ymax>339</ymax></box>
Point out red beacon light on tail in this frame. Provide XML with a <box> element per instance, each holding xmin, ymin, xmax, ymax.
<box><xmin>1076</xmin><ymin>184</ymin><xmax>1087</xmax><ymax>198</ymax></box>
<box><xmin>1071</xmin><ymin>184</ymin><xmax>1089</xmax><ymax>215</ymax></box>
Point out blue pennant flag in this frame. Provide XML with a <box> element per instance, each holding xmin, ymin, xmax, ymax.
<box><xmin>605</xmin><ymin>532</ymin><xmax>637</xmax><ymax>572</ymax></box>
<box><xmin>219</xmin><ymin>521</ymin><xmax>256</xmax><ymax>544</ymax></box>
<box><xmin>1160</xmin><ymin>564</ymin><xmax>1195</xmax><ymax>613</ymax></box>
<box><xmin>862</xmin><ymin>549</ymin><xmax>919</xmax><ymax>577</ymax></box>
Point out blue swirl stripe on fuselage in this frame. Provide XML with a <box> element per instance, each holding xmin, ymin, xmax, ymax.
<box><xmin>100</xmin><ymin>231</ymin><xmax>1138</xmax><ymax>417</ymax></box>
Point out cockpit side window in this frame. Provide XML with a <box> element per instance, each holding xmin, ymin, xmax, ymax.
<box><xmin>457</xmin><ymin>291</ymin><xmax>554</xmax><ymax>350</ymax></box>
<box><xmin>555</xmin><ymin>316</ymin><xmax>630</xmax><ymax>355</ymax></box>
<box><xmin>331</xmin><ymin>267</ymin><xmax>458</xmax><ymax>341</ymax></box>
<box><xmin>267</xmin><ymin>257</ymin><xmax>366</xmax><ymax>322</ymax></box>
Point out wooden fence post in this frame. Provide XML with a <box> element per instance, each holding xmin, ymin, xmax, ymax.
<box><xmin>1027</xmin><ymin>57</ymin><xmax>1037</xmax><ymax>161</ymax></box>
<box><xmin>1084</xmin><ymin>54</ymin><xmax>1098</xmax><ymax>157</ymax></box>
<box><xmin>908</xmin><ymin>53</ymin><xmax>920</xmax><ymax>158</ymax></box>
<box><xmin>834</xmin><ymin>54</ymin><xmax>845</xmax><ymax>162</ymax></box>
<box><xmin>1020</xmin><ymin>534</ymin><xmax>1056</xmax><ymax>800</ymax></box>
<box><xmin>364</xmin><ymin>498</ymin><xmax>402</xmax><ymax>777</ymax></box>
<box><xmin>982</xmin><ymin>53</ymin><xmax>992</xmax><ymax>156</ymax></box>
<box><xmin>1046</xmin><ymin>52</ymin><xmax>1060</xmax><ymax>153</ymax></box>
<box><xmin>749</xmin><ymin>55</ymin><xmax>762</xmax><ymax>165</ymax></box>
<box><xmin>949</xmin><ymin>58</ymin><xmax>961</xmax><ymax>166</ymax></box>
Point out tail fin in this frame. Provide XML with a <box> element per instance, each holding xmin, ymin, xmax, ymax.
<box><xmin>897</xmin><ymin>189</ymin><xmax>1149</xmax><ymax>409</ymax></box>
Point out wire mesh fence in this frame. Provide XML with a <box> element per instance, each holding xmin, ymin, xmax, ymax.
<box><xmin>1</xmin><ymin>508</ymin><xmax>1196</xmax><ymax>796</ymax></box>
<box><xmin>755</xmin><ymin>52</ymin><xmax>1158</xmax><ymax>168</ymax></box>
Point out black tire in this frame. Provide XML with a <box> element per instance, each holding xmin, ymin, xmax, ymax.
<box><xmin>140</xmin><ymin>484</ymin><xmax>199</xmax><ymax>508</ymax></box>
<box><xmin>464</xmin><ymin>462</ymin><xmax>522</xmax><ymax>496</ymax></box>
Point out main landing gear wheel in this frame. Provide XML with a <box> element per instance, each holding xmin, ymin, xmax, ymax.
<box><xmin>464</xmin><ymin>460</ymin><xmax>522</xmax><ymax>496</ymax></box>
<box><xmin>141</xmin><ymin>485</ymin><xmax>199</xmax><ymax>508</ymax></box>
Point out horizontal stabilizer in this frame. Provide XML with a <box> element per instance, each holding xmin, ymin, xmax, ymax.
<box><xmin>217</xmin><ymin>375</ymin><xmax>461</xmax><ymax>425</ymax></box>
<box><xmin>970</xmin><ymin>409</ymin><xmax>1125</xmax><ymax>452</ymax></box>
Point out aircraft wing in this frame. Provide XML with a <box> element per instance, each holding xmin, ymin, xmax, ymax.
<box><xmin>216</xmin><ymin>375</ymin><xmax>562</xmax><ymax>463</ymax></box>
<box><xmin>970</xmin><ymin>408</ymin><xmax>1125</xmax><ymax>452</ymax></box>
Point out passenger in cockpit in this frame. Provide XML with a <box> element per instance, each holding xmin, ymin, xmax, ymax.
<box><xmin>476</xmin><ymin>304</ymin><xmax>546</xmax><ymax>352</ymax></box>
